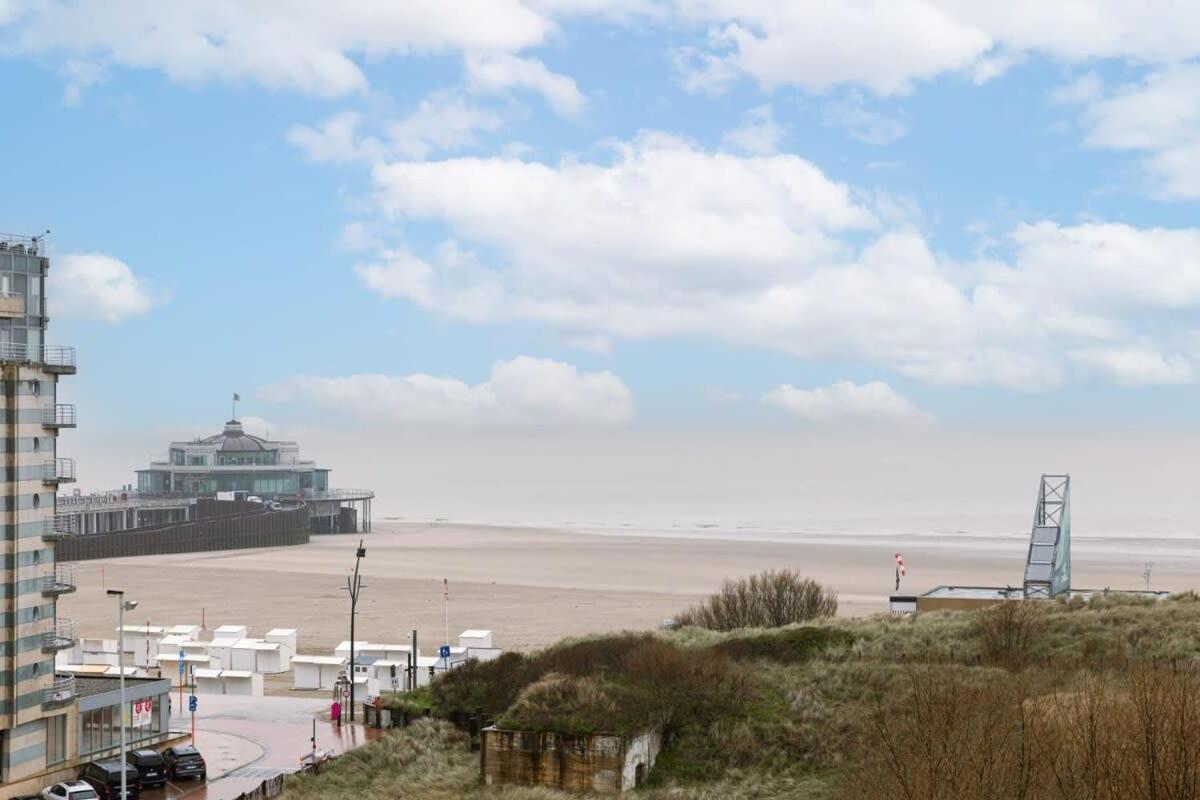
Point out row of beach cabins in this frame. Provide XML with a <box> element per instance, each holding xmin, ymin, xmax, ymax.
<box><xmin>56</xmin><ymin>623</ymin><xmax>501</xmax><ymax>698</ymax></box>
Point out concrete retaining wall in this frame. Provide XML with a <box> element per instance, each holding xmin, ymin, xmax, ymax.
<box><xmin>481</xmin><ymin>726</ymin><xmax>660</xmax><ymax>793</ymax></box>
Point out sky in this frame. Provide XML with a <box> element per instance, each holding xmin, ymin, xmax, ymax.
<box><xmin>3</xmin><ymin>1</ymin><xmax>1200</xmax><ymax>493</ymax></box>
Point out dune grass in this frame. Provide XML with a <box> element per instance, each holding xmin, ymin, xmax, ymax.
<box><xmin>285</xmin><ymin>594</ymin><xmax>1200</xmax><ymax>799</ymax></box>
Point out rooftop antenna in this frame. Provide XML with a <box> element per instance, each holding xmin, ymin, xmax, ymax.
<box><xmin>231</xmin><ymin>392</ymin><xmax>240</xmax><ymax>422</ymax></box>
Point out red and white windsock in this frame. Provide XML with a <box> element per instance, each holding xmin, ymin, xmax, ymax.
<box><xmin>894</xmin><ymin>553</ymin><xmax>906</xmax><ymax>577</ymax></box>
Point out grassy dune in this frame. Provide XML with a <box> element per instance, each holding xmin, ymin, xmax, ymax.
<box><xmin>280</xmin><ymin>592</ymin><xmax>1200</xmax><ymax>799</ymax></box>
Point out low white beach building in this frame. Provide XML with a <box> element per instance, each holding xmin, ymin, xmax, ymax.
<box><xmin>118</xmin><ymin>625</ymin><xmax>168</xmax><ymax>667</ymax></box>
<box><xmin>292</xmin><ymin>655</ymin><xmax>345</xmax><ymax>690</ymax></box>
<box><xmin>155</xmin><ymin>652</ymin><xmax>216</xmax><ymax>686</ymax></box>
<box><xmin>229</xmin><ymin>639</ymin><xmax>289</xmax><ymax>673</ymax></box>
<box><xmin>265</xmin><ymin>628</ymin><xmax>297</xmax><ymax>659</ymax></box>
<box><xmin>194</xmin><ymin>668</ymin><xmax>263</xmax><ymax>696</ymax></box>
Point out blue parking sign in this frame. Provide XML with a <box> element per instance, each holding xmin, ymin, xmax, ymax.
<box><xmin>178</xmin><ymin>650</ymin><xmax>185</xmax><ymax>675</ymax></box>
<box><xmin>439</xmin><ymin>645</ymin><xmax>450</xmax><ymax>659</ymax></box>
<box><xmin>188</xmin><ymin>695</ymin><xmax>197</xmax><ymax>713</ymax></box>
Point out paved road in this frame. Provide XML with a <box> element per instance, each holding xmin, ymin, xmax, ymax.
<box><xmin>139</xmin><ymin>695</ymin><xmax>381</xmax><ymax>800</ymax></box>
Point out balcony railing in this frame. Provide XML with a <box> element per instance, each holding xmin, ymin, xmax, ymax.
<box><xmin>43</xmin><ymin>458</ymin><xmax>76</xmax><ymax>485</ymax></box>
<box><xmin>42</xmin><ymin>619</ymin><xmax>75</xmax><ymax>652</ymax></box>
<box><xmin>42</xmin><ymin>514</ymin><xmax>79</xmax><ymax>541</ymax></box>
<box><xmin>0</xmin><ymin>342</ymin><xmax>75</xmax><ymax>372</ymax></box>
<box><xmin>41</xmin><ymin>564</ymin><xmax>76</xmax><ymax>596</ymax></box>
<box><xmin>43</xmin><ymin>403</ymin><xmax>76</xmax><ymax>428</ymax></box>
<box><xmin>42</xmin><ymin>675</ymin><xmax>76</xmax><ymax>708</ymax></box>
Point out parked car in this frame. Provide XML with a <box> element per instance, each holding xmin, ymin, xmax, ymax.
<box><xmin>162</xmin><ymin>745</ymin><xmax>206</xmax><ymax>781</ymax></box>
<box><xmin>124</xmin><ymin>750</ymin><xmax>166</xmax><ymax>789</ymax></box>
<box><xmin>77</xmin><ymin>761</ymin><xmax>140</xmax><ymax>800</ymax></box>
<box><xmin>40</xmin><ymin>782</ymin><xmax>98</xmax><ymax>800</ymax></box>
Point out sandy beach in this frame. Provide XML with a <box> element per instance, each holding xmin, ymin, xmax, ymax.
<box><xmin>57</xmin><ymin>521</ymin><xmax>1200</xmax><ymax>656</ymax></box>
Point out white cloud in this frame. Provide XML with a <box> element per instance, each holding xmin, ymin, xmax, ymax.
<box><xmin>1070</xmin><ymin>347</ymin><xmax>1196</xmax><ymax>386</ymax></box>
<box><xmin>288</xmin><ymin>92</ymin><xmax>504</xmax><ymax>164</ymax></box>
<box><xmin>564</xmin><ymin>333</ymin><xmax>614</xmax><ymax>355</ymax></box>
<box><xmin>6</xmin><ymin>1</ymin><xmax>556</xmax><ymax>97</ymax></box>
<box><xmin>673</xmin><ymin>2</ymin><xmax>1200</xmax><ymax>96</ymax></box>
<box><xmin>355</xmin><ymin>133</ymin><xmax>1200</xmax><ymax>388</ymax></box>
<box><xmin>465</xmin><ymin>53</ymin><xmax>586</xmax><ymax>116</ymax></box>
<box><xmin>287</xmin><ymin>111</ymin><xmax>381</xmax><ymax>163</ymax></box>
<box><xmin>387</xmin><ymin>91</ymin><xmax>505</xmax><ymax>159</ymax></box>
<box><xmin>723</xmin><ymin>105</ymin><xmax>783</xmax><ymax>154</ymax></box>
<box><xmin>49</xmin><ymin>253</ymin><xmax>158</xmax><ymax>323</ymax></box>
<box><xmin>1070</xmin><ymin>64</ymin><xmax>1200</xmax><ymax>198</ymax></box>
<box><xmin>764</xmin><ymin>381</ymin><xmax>931</xmax><ymax>425</ymax></box>
<box><xmin>822</xmin><ymin>91</ymin><xmax>908</xmax><ymax>145</ymax></box>
<box><xmin>61</xmin><ymin>59</ymin><xmax>104</xmax><ymax>105</ymax></box>
<box><xmin>260</xmin><ymin>356</ymin><xmax>634</xmax><ymax>427</ymax></box>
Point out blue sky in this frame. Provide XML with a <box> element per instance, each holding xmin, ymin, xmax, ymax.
<box><xmin>3</xmin><ymin>1</ymin><xmax>1200</xmax><ymax>441</ymax></box>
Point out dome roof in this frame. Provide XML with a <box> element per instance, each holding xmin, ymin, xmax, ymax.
<box><xmin>199</xmin><ymin>420</ymin><xmax>268</xmax><ymax>452</ymax></box>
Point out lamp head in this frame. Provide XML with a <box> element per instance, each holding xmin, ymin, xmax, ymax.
<box><xmin>123</xmin><ymin>600</ymin><xmax>139</xmax><ymax>611</ymax></box>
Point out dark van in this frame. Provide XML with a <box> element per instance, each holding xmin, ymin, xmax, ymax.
<box><xmin>124</xmin><ymin>749</ymin><xmax>166</xmax><ymax>789</ymax></box>
<box><xmin>77</xmin><ymin>761</ymin><xmax>141</xmax><ymax>800</ymax></box>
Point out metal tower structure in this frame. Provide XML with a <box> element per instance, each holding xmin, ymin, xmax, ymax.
<box><xmin>1023</xmin><ymin>474</ymin><xmax>1071</xmax><ymax>599</ymax></box>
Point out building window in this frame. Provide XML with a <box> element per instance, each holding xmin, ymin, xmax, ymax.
<box><xmin>46</xmin><ymin>714</ymin><xmax>66</xmax><ymax>765</ymax></box>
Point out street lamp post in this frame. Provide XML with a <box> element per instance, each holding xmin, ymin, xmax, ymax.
<box><xmin>107</xmin><ymin>590</ymin><xmax>138</xmax><ymax>799</ymax></box>
<box><xmin>344</xmin><ymin>540</ymin><xmax>366</xmax><ymax>723</ymax></box>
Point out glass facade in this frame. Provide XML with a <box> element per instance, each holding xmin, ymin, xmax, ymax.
<box><xmin>81</xmin><ymin>696</ymin><xmax>163</xmax><ymax>756</ymax></box>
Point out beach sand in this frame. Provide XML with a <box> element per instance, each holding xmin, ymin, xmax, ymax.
<box><xmin>58</xmin><ymin>522</ymin><xmax>1200</xmax><ymax>655</ymax></box>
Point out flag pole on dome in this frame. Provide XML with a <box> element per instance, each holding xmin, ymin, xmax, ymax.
<box><xmin>232</xmin><ymin>392</ymin><xmax>240</xmax><ymax>421</ymax></box>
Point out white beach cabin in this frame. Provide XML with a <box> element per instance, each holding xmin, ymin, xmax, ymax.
<box><xmin>292</xmin><ymin>655</ymin><xmax>345</xmax><ymax>690</ymax></box>
<box><xmin>195</xmin><ymin>668</ymin><xmax>263</xmax><ymax>697</ymax></box>
<box><xmin>229</xmin><ymin>639</ymin><xmax>289</xmax><ymax>673</ymax></box>
<box><xmin>265</xmin><ymin>628</ymin><xmax>297</xmax><ymax>660</ymax></box>
<box><xmin>117</xmin><ymin>625</ymin><xmax>167</xmax><ymax>668</ymax></box>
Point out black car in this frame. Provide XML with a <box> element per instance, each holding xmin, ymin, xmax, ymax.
<box><xmin>77</xmin><ymin>761</ymin><xmax>141</xmax><ymax>800</ymax></box>
<box><xmin>162</xmin><ymin>745</ymin><xmax>206</xmax><ymax>781</ymax></box>
<box><xmin>124</xmin><ymin>750</ymin><xmax>166</xmax><ymax>789</ymax></box>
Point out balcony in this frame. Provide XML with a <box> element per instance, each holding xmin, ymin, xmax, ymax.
<box><xmin>42</xmin><ymin>457</ymin><xmax>75</xmax><ymax>485</ymax></box>
<box><xmin>41</xmin><ymin>564</ymin><xmax>76</xmax><ymax>596</ymax></box>
<box><xmin>42</xmin><ymin>619</ymin><xmax>75</xmax><ymax>652</ymax></box>
<box><xmin>42</xmin><ymin>675</ymin><xmax>76</xmax><ymax>708</ymax></box>
<box><xmin>43</xmin><ymin>403</ymin><xmax>76</xmax><ymax>429</ymax></box>
<box><xmin>0</xmin><ymin>342</ymin><xmax>76</xmax><ymax>373</ymax></box>
<box><xmin>41</xmin><ymin>346</ymin><xmax>76</xmax><ymax>375</ymax></box>
<box><xmin>41</xmin><ymin>514</ymin><xmax>78</xmax><ymax>542</ymax></box>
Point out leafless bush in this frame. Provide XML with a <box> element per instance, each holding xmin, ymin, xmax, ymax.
<box><xmin>841</xmin><ymin>663</ymin><xmax>1200</xmax><ymax>800</ymax></box>
<box><xmin>676</xmin><ymin>570</ymin><xmax>837</xmax><ymax>631</ymax></box>
<box><xmin>973</xmin><ymin>600</ymin><xmax>1046</xmax><ymax>669</ymax></box>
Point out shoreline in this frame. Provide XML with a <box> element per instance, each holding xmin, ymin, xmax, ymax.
<box><xmin>58</xmin><ymin>521</ymin><xmax>1199</xmax><ymax>656</ymax></box>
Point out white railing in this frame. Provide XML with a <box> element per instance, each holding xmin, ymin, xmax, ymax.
<box><xmin>43</xmin><ymin>458</ymin><xmax>76</xmax><ymax>483</ymax></box>
<box><xmin>0</xmin><ymin>342</ymin><xmax>75</xmax><ymax>368</ymax></box>
<box><xmin>0</xmin><ymin>233</ymin><xmax>44</xmax><ymax>255</ymax></box>
<box><xmin>44</xmin><ymin>404</ymin><xmax>76</xmax><ymax>427</ymax></box>
<box><xmin>42</xmin><ymin>564</ymin><xmax>76</xmax><ymax>594</ymax></box>
<box><xmin>42</xmin><ymin>675</ymin><xmax>76</xmax><ymax>707</ymax></box>
<box><xmin>42</xmin><ymin>619</ymin><xmax>75</xmax><ymax>651</ymax></box>
<box><xmin>42</xmin><ymin>514</ymin><xmax>79</xmax><ymax>540</ymax></box>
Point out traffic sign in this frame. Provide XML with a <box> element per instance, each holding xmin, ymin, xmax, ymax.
<box><xmin>178</xmin><ymin>650</ymin><xmax>185</xmax><ymax>675</ymax></box>
<box><xmin>439</xmin><ymin>645</ymin><xmax>451</xmax><ymax>659</ymax></box>
<box><xmin>188</xmin><ymin>695</ymin><xmax>197</xmax><ymax>713</ymax></box>
<box><xmin>342</xmin><ymin>689</ymin><xmax>349</xmax><ymax>698</ymax></box>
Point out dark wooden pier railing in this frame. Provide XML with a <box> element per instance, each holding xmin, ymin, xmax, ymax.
<box><xmin>57</xmin><ymin>504</ymin><xmax>310</xmax><ymax>561</ymax></box>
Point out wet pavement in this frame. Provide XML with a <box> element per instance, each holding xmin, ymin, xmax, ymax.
<box><xmin>145</xmin><ymin>694</ymin><xmax>382</xmax><ymax>799</ymax></box>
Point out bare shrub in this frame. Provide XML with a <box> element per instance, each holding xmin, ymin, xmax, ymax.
<box><xmin>973</xmin><ymin>600</ymin><xmax>1046</xmax><ymax>670</ymax></box>
<box><xmin>676</xmin><ymin>570</ymin><xmax>837</xmax><ymax>631</ymax></box>
<box><xmin>840</xmin><ymin>663</ymin><xmax>1200</xmax><ymax>800</ymax></box>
